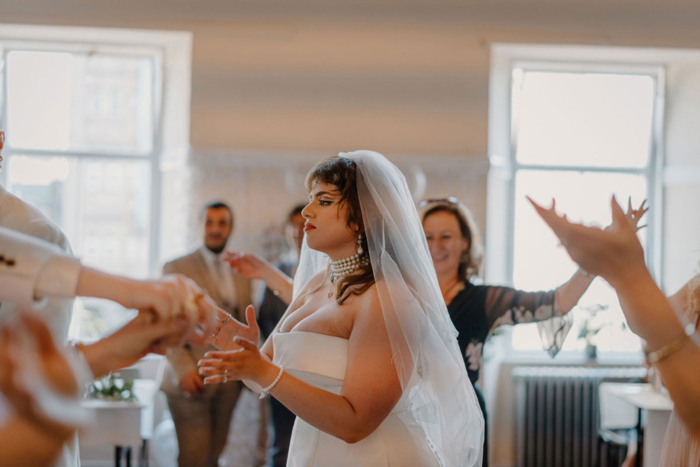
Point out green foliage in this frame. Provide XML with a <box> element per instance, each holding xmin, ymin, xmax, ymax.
<box><xmin>86</xmin><ymin>373</ymin><xmax>136</xmax><ymax>402</ymax></box>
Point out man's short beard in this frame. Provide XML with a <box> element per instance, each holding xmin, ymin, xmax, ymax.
<box><xmin>206</xmin><ymin>244</ymin><xmax>226</xmax><ymax>254</ymax></box>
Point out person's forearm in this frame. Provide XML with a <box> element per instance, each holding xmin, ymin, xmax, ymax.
<box><xmin>612</xmin><ymin>267</ymin><xmax>700</xmax><ymax>437</ymax></box>
<box><xmin>75</xmin><ymin>267</ymin><xmax>135</xmax><ymax>305</ymax></box>
<box><xmin>0</xmin><ymin>416</ymin><xmax>71</xmax><ymax>467</ymax></box>
<box><xmin>554</xmin><ymin>270</ymin><xmax>595</xmax><ymax>314</ymax></box>
<box><xmin>78</xmin><ymin>340</ymin><xmax>122</xmax><ymax>378</ymax></box>
<box><xmin>612</xmin><ymin>267</ymin><xmax>685</xmax><ymax>351</ymax></box>
<box><xmin>656</xmin><ymin>341</ymin><xmax>700</xmax><ymax>439</ymax></box>
<box><xmin>253</xmin><ymin>361</ymin><xmax>385</xmax><ymax>443</ymax></box>
<box><xmin>259</xmin><ymin>266</ymin><xmax>294</xmax><ymax>306</ymax></box>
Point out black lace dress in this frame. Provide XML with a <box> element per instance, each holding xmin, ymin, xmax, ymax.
<box><xmin>447</xmin><ymin>280</ymin><xmax>570</xmax><ymax>466</ymax></box>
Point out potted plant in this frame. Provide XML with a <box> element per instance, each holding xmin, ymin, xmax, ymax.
<box><xmin>577</xmin><ymin>304</ymin><xmax>610</xmax><ymax>360</ymax></box>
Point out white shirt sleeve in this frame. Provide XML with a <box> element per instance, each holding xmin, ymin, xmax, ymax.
<box><xmin>0</xmin><ymin>227</ymin><xmax>81</xmax><ymax>311</ymax></box>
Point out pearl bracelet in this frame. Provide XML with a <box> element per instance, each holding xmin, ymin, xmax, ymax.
<box><xmin>259</xmin><ymin>366</ymin><xmax>285</xmax><ymax>399</ymax></box>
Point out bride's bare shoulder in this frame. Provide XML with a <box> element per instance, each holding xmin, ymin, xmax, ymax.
<box><xmin>351</xmin><ymin>282</ymin><xmax>383</xmax><ymax>318</ymax></box>
<box><xmin>293</xmin><ymin>270</ymin><xmax>328</xmax><ymax>299</ymax></box>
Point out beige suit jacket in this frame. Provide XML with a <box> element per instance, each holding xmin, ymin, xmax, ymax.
<box><xmin>161</xmin><ymin>249</ymin><xmax>252</xmax><ymax>395</ymax></box>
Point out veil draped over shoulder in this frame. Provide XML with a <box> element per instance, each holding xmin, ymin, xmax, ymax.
<box><xmin>293</xmin><ymin>150</ymin><xmax>484</xmax><ymax>466</ymax></box>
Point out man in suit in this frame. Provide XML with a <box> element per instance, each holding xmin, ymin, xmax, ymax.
<box><xmin>161</xmin><ymin>201</ymin><xmax>252</xmax><ymax>467</ymax></box>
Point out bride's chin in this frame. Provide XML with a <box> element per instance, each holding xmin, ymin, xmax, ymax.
<box><xmin>305</xmin><ymin>239</ymin><xmax>322</xmax><ymax>253</ymax></box>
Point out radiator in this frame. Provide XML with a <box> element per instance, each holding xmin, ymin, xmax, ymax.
<box><xmin>512</xmin><ymin>366</ymin><xmax>646</xmax><ymax>467</ymax></box>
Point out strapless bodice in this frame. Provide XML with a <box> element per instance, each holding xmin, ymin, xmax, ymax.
<box><xmin>272</xmin><ymin>331</ymin><xmax>348</xmax><ymax>392</ymax></box>
<box><xmin>270</xmin><ymin>331</ymin><xmax>439</xmax><ymax>466</ymax></box>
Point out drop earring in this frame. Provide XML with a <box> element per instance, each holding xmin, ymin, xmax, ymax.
<box><xmin>357</xmin><ymin>233</ymin><xmax>364</xmax><ymax>256</ymax></box>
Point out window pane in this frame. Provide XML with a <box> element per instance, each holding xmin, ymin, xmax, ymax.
<box><xmin>511</xmin><ymin>170</ymin><xmax>645</xmax><ymax>352</ymax></box>
<box><xmin>7</xmin><ymin>51</ymin><xmax>154</xmax><ymax>154</ymax></box>
<box><xmin>7</xmin><ymin>155</ymin><xmax>151</xmax><ymax>278</ymax></box>
<box><xmin>69</xmin><ymin>298</ymin><xmax>137</xmax><ymax>342</ymax></box>
<box><xmin>7</xmin><ymin>51</ymin><xmax>73</xmax><ymax>150</ymax></box>
<box><xmin>512</xmin><ymin>71</ymin><xmax>655</xmax><ymax>168</ymax></box>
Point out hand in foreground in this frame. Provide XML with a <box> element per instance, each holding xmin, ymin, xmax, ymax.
<box><xmin>528</xmin><ymin>195</ymin><xmax>647</xmax><ymax>284</ymax></box>
<box><xmin>179</xmin><ymin>371</ymin><xmax>204</xmax><ymax>396</ymax></box>
<box><xmin>82</xmin><ymin>311</ymin><xmax>189</xmax><ymax>377</ymax></box>
<box><xmin>207</xmin><ymin>305</ymin><xmax>260</xmax><ymax>351</ymax></box>
<box><xmin>198</xmin><ymin>336</ymin><xmax>272</xmax><ymax>385</ymax></box>
<box><xmin>624</xmin><ymin>197</ymin><xmax>648</xmax><ymax>232</ymax></box>
<box><xmin>119</xmin><ymin>274</ymin><xmax>218</xmax><ymax>346</ymax></box>
<box><xmin>604</xmin><ymin>197</ymin><xmax>648</xmax><ymax>233</ymax></box>
<box><xmin>0</xmin><ymin>315</ymin><xmax>79</xmax><ymax>442</ymax></box>
<box><xmin>223</xmin><ymin>252</ymin><xmax>270</xmax><ymax>280</ymax></box>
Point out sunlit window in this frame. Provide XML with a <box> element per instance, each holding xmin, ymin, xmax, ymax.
<box><xmin>2</xmin><ymin>47</ymin><xmax>161</xmax><ymax>341</ymax></box>
<box><xmin>509</xmin><ymin>70</ymin><xmax>658</xmax><ymax>355</ymax></box>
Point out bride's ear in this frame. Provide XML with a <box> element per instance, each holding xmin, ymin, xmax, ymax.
<box><xmin>348</xmin><ymin>221</ymin><xmax>361</xmax><ymax>235</ymax></box>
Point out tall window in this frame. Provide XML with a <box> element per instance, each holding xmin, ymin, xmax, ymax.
<box><xmin>0</xmin><ymin>27</ymin><xmax>192</xmax><ymax>340</ymax></box>
<box><xmin>3</xmin><ymin>50</ymin><xmax>159</xmax><ymax>277</ymax></box>
<box><xmin>488</xmin><ymin>57</ymin><xmax>663</xmax><ymax>357</ymax></box>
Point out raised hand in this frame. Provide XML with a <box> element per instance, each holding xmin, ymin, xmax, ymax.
<box><xmin>179</xmin><ymin>371</ymin><xmax>204</xmax><ymax>396</ymax></box>
<box><xmin>626</xmin><ymin>197</ymin><xmax>648</xmax><ymax>231</ymax></box>
<box><xmin>606</xmin><ymin>197</ymin><xmax>648</xmax><ymax>232</ymax></box>
<box><xmin>198</xmin><ymin>336</ymin><xmax>271</xmax><ymax>385</ymax></box>
<box><xmin>528</xmin><ymin>195</ymin><xmax>646</xmax><ymax>285</ymax></box>
<box><xmin>223</xmin><ymin>252</ymin><xmax>269</xmax><ymax>280</ymax></box>
<box><xmin>207</xmin><ymin>305</ymin><xmax>260</xmax><ymax>351</ymax></box>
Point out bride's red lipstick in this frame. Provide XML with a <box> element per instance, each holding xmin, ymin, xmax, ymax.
<box><xmin>304</xmin><ymin>222</ymin><xmax>316</xmax><ymax>232</ymax></box>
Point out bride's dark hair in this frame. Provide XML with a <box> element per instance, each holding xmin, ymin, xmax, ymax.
<box><xmin>305</xmin><ymin>156</ymin><xmax>374</xmax><ymax>304</ymax></box>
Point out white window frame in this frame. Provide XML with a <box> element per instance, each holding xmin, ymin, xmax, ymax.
<box><xmin>487</xmin><ymin>44</ymin><xmax>668</xmax><ymax>359</ymax></box>
<box><xmin>0</xmin><ymin>24</ymin><xmax>192</xmax><ymax>276</ymax></box>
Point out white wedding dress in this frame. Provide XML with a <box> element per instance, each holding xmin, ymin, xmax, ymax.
<box><xmin>272</xmin><ymin>331</ymin><xmax>441</xmax><ymax>467</ymax></box>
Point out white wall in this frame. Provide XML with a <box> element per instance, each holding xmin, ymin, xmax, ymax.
<box><xmin>3</xmin><ymin>1</ymin><xmax>700</xmax><ymax>255</ymax></box>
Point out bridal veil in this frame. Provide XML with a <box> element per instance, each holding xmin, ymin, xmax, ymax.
<box><xmin>294</xmin><ymin>150</ymin><xmax>484</xmax><ymax>466</ymax></box>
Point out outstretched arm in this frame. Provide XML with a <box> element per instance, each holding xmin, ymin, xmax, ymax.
<box><xmin>531</xmin><ymin>195</ymin><xmax>700</xmax><ymax>440</ymax></box>
<box><xmin>224</xmin><ymin>252</ymin><xmax>294</xmax><ymax>305</ymax></box>
<box><xmin>543</xmin><ymin>197</ymin><xmax>648</xmax><ymax>314</ymax></box>
<box><xmin>76</xmin><ymin>269</ymin><xmax>217</xmax><ymax>345</ymax></box>
<box><xmin>1</xmin><ymin>227</ymin><xmax>217</xmax><ymax>343</ymax></box>
<box><xmin>80</xmin><ymin>311</ymin><xmax>189</xmax><ymax>378</ymax></box>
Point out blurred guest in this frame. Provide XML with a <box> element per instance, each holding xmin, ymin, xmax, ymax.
<box><xmin>417</xmin><ymin>197</ymin><xmax>646</xmax><ymax>466</ymax></box>
<box><xmin>161</xmin><ymin>201</ymin><xmax>253</xmax><ymax>467</ymax></box>
<box><xmin>532</xmin><ymin>196</ymin><xmax>700</xmax><ymax>464</ymax></box>
<box><xmin>258</xmin><ymin>204</ymin><xmax>306</xmax><ymax>338</ymax></box>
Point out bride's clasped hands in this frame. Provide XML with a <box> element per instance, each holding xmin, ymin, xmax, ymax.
<box><xmin>199</xmin><ymin>305</ymin><xmax>279</xmax><ymax>388</ymax></box>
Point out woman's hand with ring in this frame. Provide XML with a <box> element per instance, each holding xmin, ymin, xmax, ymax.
<box><xmin>198</xmin><ymin>336</ymin><xmax>274</xmax><ymax>385</ymax></box>
<box><xmin>206</xmin><ymin>305</ymin><xmax>260</xmax><ymax>351</ymax></box>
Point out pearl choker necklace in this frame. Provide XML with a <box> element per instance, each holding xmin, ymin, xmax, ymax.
<box><xmin>330</xmin><ymin>253</ymin><xmax>369</xmax><ymax>283</ymax></box>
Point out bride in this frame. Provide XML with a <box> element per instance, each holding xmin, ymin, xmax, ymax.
<box><xmin>199</xmin><ymin>150</ymin><xmax>483</xmax><ymax>466</ymax></box>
